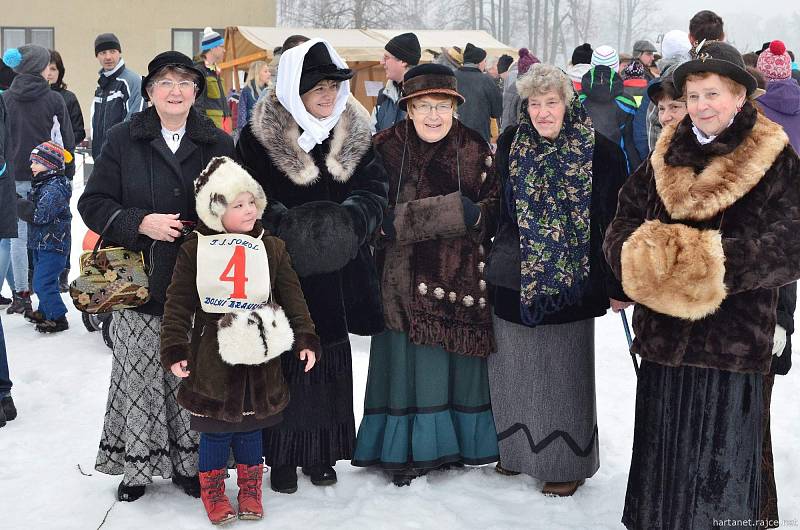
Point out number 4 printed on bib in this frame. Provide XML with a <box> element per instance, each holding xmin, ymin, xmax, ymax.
<box><xmin>220</xmin><ymin>245</ymin><xmax>249</xmax><ymax>299</ymax></box>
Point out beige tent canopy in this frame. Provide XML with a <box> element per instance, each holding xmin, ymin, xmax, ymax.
<box><xmin>221</xmin><ymin>26</ymin><xmax>516</xmax><ymax>110</ymax></box>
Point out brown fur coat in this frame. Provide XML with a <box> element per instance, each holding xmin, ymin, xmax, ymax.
<box><xmin>604</xmin><ymin>104</ymin><xmax>800</xmax><ymax>373</ymax></box>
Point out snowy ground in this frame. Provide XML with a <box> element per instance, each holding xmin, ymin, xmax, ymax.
<box><xmin>1</xmin><ymin>177</ymin><xmax>798</xmax><ymax>530</ymax></box>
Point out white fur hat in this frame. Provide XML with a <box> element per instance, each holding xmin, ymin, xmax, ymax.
<box><xmin>194</xmin><ymin>156</ymin><xmax>267</xmax><ymax>233</ymax></box>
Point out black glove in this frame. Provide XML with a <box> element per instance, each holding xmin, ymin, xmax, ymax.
<box><xmin>381</xmin><ymin>210</ymin><xmax>396</xmax><ymax>240</ymax></box>
<box><xmin>17</xmin><ymin>197</ymin><xmax>35</xmax><ymax>223</ymax></box>
<box><xmin>461</xmin><ymin>195</ymin><xmax>481</xmax><ymax>228</ymax></box>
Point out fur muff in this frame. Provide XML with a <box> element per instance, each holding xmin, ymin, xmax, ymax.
<box><xmin>621</xmin><ymin>219</ymin><xmax>727</xmax><ymax>320</ymax></box>
<box><xmin>651</xmin><ymin>112</ymin><xmax>788</xmax><ymax>221</ymax></box>
<box><xmin>217</xmin><ymin>305</ymin><xmax>294</xmax><ymax>366</ymax></box>
<box><xmin>249</xmin><ymin>93</ymin><xmax>372</xmax><ymax>186</ymax></box>
<box><xmin>194</xmin><ymin>156</ymin><xmax>268</xmax><ymax>232</ymax></box>
<box><xmin>275</xmin><ymin>201</ymin><xmax>360</xmax><ymax>277</ymax></box>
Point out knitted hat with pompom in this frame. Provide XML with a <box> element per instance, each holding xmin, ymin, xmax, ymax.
<box><xmin>757</xmin><ymin>40</ymin><xmax>792</xmax><ymax>81</ymax></box>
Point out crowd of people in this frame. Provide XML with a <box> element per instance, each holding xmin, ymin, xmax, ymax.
<box><xmin>1</xmin><ymin>9</ymin><xmax>799</xmax><ymax>529</ymax></box>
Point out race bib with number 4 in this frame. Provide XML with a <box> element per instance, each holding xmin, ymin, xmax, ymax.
<box><xmin>196</xmin><ymin>232</ymin><xmax>271</xmax><ymax>314</ymax></box>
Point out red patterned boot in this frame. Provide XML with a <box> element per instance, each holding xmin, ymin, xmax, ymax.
<box><xmin>199</xmin><ymin>469</ymin><xmax>236</xmax><ymax>525</ymax></box>
<box><xmin>236</xmin><ymin>463</ymin><xmax>264</xmax><ymax>520</ymax></box>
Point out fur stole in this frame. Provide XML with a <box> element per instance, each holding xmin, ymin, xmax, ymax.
<box><xmin>249</xmin><ymin>92</ymin><xmax>372</xmax><ymax>187</ymax></box>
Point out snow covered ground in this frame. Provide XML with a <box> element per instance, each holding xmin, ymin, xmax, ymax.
<box><xmin>1</xmin><ymin>178</ymin><xmax>798</xmax><ymax>530</ymax></box>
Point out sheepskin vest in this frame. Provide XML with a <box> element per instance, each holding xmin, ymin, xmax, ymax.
<box><xmin>604</xmin><ymin>104</ymin><xmax>800</xmax><ymax>373</ymax></box>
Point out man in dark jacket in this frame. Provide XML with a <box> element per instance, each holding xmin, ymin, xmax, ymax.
<box><xmin>579</xmin><ymin>65</ymin><xmax>641</xmax><ymax>174</ymax></box>
<box><xmin>371</xmin><ymin>33</ymin><xmax>420</xmax><ymax>133</ymax></box>
<box><xmin>91</xmin><ymin>33</ymin><xmax>143</xmax><ymax>160</ymax></box>
<box><xmin>0</xmin><ymin>95</ymin><xmax>18</xmax><ymax>428</ymax></box>
<box><xmin>455</xmin><ymin>43</ymin><xmax>503</xmax><ymax>143</ymax></box>
<box><xmin>1</xmin><ymin>44</ymin><xmax>74</xmax><ymax>314</ymax></box>
<box><xmin>194</xmin><ymin>28</ymin><xmax>231</xmax><ymax>132</ymax></box>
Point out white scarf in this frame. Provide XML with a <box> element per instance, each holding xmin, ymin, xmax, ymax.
<box><xmin>692</xmin><ymin>116</ymin><xmax>735</xmax><ymax>145</ymax></box>
<box><xmin>276</xmin><ymin>38</ymin><xmax>350</xmax><ymax>153</ymax></box>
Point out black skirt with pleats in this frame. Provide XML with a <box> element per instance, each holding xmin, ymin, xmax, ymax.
<box><xmin>623</xmin><ymin>360</ymin><xmax>763</xmax><ymax>530</ymax></box>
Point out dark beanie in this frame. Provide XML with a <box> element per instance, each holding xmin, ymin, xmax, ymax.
<box><xmin>463</xmin><ymin>43</ymin><xmax>487</xmax><ymax>64</ymax></box>
<box><xmin>571</xmin><ymin>43</ymin><xmax>593</xmax><ymax>65</ymax></box>
<box><xmin>385</xmin><ymin>32</ymin><xmax>421</xmax><ymax>66</ymax></box>
<box><xmin>497</xmin><ymin>54</ymin><xmax>513</xmax><ymax>74</ymax></box>
<box><xmin>95</xmin><ymin>33</ymin><xmax>121</xmax><ymax>55</ymax></box>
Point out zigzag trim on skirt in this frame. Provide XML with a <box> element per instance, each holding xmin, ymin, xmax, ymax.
<box><xmin>497</xmin><ymin>423</ymin><xmax>598</xmax><ymax>458</ymax></box>
<box><xmin>99</xmin><ymin>441</ymin><xmax>199</xmax><ymax>461</ymax></box>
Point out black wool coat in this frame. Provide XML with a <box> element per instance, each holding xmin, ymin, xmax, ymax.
<box><xmin>486</xmin><ymin>126</ymin><xmax>629</xmax><ymax>327</ymax></box>
<box><xmin>604</xmin><ymin>104</ymin><xmax>800</xmax><ymax>374</ymax></box>
<box><xmin>236</xmin><ymin>94</ymin><xmax>389</xmax><ymax>343</ymax></box>
<box><xmin>0</xmin><ymin>97</ymin><xmax>17</xmax><ymax>239</ymax></box>
<box><xmin>77</xmin><ymin>106</ymin><xmax>235</xmax><ymax>315</ymax></box>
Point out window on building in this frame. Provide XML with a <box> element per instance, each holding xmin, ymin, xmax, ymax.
<box><xmin>172</xmin><ymin>28</ymin><xmax>224</xmax><ymax>59</ymax></box>
<box><xmin>1</xmin><ymin>27</ymin><xmax>54</xmax><ymax>54</ymax></box>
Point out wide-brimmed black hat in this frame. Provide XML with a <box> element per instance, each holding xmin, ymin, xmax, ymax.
<box><xmin>299</xmin><ymin>42</ymin><xmax>353</xmax><ymax>95</ymax></box>
<box><xmin>674</xmin><ymin>41</ymin><xmax>757</xmax><ymax>97</ymax></box>
<box><xmin>398</xmin><ymin>63</ymin><xmax>465</xmax><ymax>111</ymax></box>
<box><xmin>141</xmin><ymin>51</ymin><xmax>205</xmax><ymax>101</ymax></box>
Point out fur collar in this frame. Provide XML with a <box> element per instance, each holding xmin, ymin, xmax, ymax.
<box><xmin>651</xmin><ymin>105</ymin><xmax>789</xmax><ymax>221</ymax></box>
<box><xmin>129</xmin><ymin>106</ymin><xmax>220</xmax><ymax>144</ymax></box>
<box><xmin>249</xmin><ymin>92</ymin><xmax>372</xmax><ymax>187</ymax></box>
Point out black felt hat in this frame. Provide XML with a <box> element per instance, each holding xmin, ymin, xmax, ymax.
<box><xmin>399</xmin><ymin>63</ymin><xmax>465</xmax><ymax>110</ymax></box>
<box><xmin>385</xmin><ymin>32</ymin><xmax>421</xmax><ymax>66</ymax></box>
<box><xmin>497</xmin><ymin>54</ymin><xmax>514</xmax><ymax>74</ymax></box>
<box><xmin>463</xmin><ymin>43</ymin><xmax>487</xmax><ymax>64</ymax></box>
<box><xmin>299</xmin><ymin>42</ymin><xmax>353</xmax><ymax>95</ymax></box>
<box><xmin>674</xmin><ymin>41</ymin><xmax>757</xmax><ymax>96</ymax></box>
<box><xmin>141</xmin><ymin>50</ymin><xmax>205</xmax><ymax>101</ymax></box>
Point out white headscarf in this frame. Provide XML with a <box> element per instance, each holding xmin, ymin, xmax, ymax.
<box><xmin>276</xmin><ymin>38</ymin><xmax>351</xmax><ymax>153</ymax></box>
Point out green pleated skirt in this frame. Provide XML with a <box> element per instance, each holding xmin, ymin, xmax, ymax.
<box><xmin>352</xmin><ymin>330</ymin><xmax>499</xmax><ymax>471</ymax></box>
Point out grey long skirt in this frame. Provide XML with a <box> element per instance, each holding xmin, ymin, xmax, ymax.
<box><xmin>95</xmin><ymin>310</ymin><xmax>199</xmax><ymax>486</ymax></box>
<box><xmin>488</xmin><ymin>315</ymin><xmax>599</xmax><ymax>482</ymax></box>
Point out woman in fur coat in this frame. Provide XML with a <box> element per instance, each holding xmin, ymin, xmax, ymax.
<box><xmin>236</xmin><ymin>38</ymin><xmax>388</xmax><ymax>493</ymax></box>
<box><xmin>485</xmin><ymin>63</ymin><xmax>630</xmax><ymax>497</ymax></box>
<box><xmin>350</xmin><ymin>64</ymin><xmax>501</xmax><ymax>486</ymax></box>
<box><xmin>603</xmin><ymin>41</ymin><xmax>800</xmax><ymax>529</ymax></box>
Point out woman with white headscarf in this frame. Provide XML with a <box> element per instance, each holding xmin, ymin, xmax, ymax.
<box><xmin>236</xmin><ymin>38</ymin><xmax>388</xmax><ymax>494</ymax></box>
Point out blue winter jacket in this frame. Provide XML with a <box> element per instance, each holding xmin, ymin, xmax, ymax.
<box><xmin>24</xmin><ymin>171</ymin><xmax>72</xmax><ymax>254</ymax></box>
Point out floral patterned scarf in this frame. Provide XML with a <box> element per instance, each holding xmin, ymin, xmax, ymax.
<box><xmin>509</xmin><ymin>96</ymin><xmax>594</xmax><ymax>325</ymax></box>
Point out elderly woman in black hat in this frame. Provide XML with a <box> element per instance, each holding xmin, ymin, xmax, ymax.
<box><xmin>351</xmin><ymin>64</ymin><xmax>500</xmax><ymax>486</ymax></box>
<box><xmin>236</xmin><ymin>38</ymin><xmax>388</xmax><ymax>494</ymax></box>
<box><xmin>604</xmin><ymin>41</ymin><xmax>800</xmax><ymax>529</ymax></box>
<box><xmin>78</xmin><ymin>50</ymin><xmax>235</xmax><ymax>502</ymax></box>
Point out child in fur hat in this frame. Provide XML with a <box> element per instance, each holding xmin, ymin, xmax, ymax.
<box><xmin>159</xmin><ymin>156</ymin><xmax>320</xmax><ymax>525</ymax></box>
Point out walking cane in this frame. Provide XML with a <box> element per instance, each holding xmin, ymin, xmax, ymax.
<box><xmin>620</xmin><ymin>309</ymin><xmax>639</xmax><ymax>376</ymax></box>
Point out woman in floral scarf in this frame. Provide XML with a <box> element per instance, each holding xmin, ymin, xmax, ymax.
<box><xmin>485</xmin><ymin>63</ymin><xmax>631</xmax><ymax>496</ymax></box>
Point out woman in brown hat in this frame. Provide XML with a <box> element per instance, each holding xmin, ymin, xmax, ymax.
<box><xmin>604</xmin><ymin>41</ymin><xmax>800</xmax><ymax>529</ymax></box>
<box><xmin>351</xmin><ymin>63</ymin><xmax>500</xmax><ymax>486</ymax></box>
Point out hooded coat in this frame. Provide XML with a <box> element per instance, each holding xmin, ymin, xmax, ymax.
<box><xmin>604</xmin><ymin>104</ymin><xmax>800</xmax><ymax>374</ymax></box>
<box><xmin>160</xmin><ymin>221</ymin><xmax>320</xmax><ymax>424</ymax></box>
<box><xmin>77</xmin><ymin>106</ymin><xmax>235</xmax><ymax>315</ymax></box>
<box><xmin>580</xmin><ymin>66</ymin><xmax>642</xmax><ymax>173</ymax></box>
<box><xmin>758</xmin><ymin>78</ymin><xmax>800</xmax><ymax>153</ymax></box>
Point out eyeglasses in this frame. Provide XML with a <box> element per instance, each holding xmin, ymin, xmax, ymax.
<box><xmin>153</xmin><ymin>79</ymin><xmax>197</xmax><ymax>92</ymax></box>
<box><xmin>411</xmin><ymin>102</ymin><xmax>454</xmax><ymax>115</ymax></box>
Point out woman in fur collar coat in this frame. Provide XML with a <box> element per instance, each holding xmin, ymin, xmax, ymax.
<box><xmin>235</xmin><ymin>39</ymin><xmax>388</xmax><ymax>493</ymax></box>
<box><xmin>77</xmin><ymin>51</ymin><xmax>234</xmax><ymax>502</ymax></box>
<box><xmin>485</xmin><ymin>64</ymin><xmax>630</xmax><ymax>497</ymax></box>
<box><xmin>350</xmin><ymin>64</ymin><xmax>501</xmax><ymax>486</ymax></box>
<box><xmin>603</xmin><ymin>41</ymin><xmax>800</xmax><ymax>529</ymax></box>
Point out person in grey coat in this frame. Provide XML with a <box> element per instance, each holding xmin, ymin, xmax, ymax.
<box><xmin>455</xmin><ymin>43</ymin><xmax>502</xmax><ymax>143</ymax></box>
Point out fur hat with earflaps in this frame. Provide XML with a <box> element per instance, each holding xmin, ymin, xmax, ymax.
<box><xmin>194</xmin><ymin>156</ymin><xmax>267</xmax><ymax>233</ymax></box>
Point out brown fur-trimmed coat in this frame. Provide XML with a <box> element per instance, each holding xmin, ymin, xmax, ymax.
<box><xmin>374</xmin><ymin>120</ymin><xmax>500</xmax><ymax>357</ymax></box>
<box><xmin>160</xmin><ymin>221</ymin><xmax>320</xmax><ymax>423</ymax></box>
<box><xmin>603</xmin><ymin>104</ymin><xmax>800</xmax><ymax>373</ymax></box>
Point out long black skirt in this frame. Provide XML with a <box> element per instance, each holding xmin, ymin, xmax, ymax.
<box><xmin>623</xmin><ymin>360</ymin><xmax>763</xmax><ymax>530</ymax></box>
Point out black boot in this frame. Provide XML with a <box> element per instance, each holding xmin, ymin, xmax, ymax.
<box><xmin>301</xmin><ymin>464</ymin><xmax>338</xmax><ymax>486</ymax></box>
<box><xmin>6</xmin><ymin>291</ymin><xmax>32</xmax><ymax>315</ymax></box>
<box><xmin>0</xmin><ymin>401</ymin><xmax>6</xmax><ymax>428</ymax></box>
<box><xmin>24</xmin><ymin>309</ymin><xmax>46</xmax><ymax>324</ymax></box>
<box><xmin>172</xmin><ymin>473</ymin><xmax>201</xmax><ymax>498</ymax></box>
<box><xmin>117</xmin><ymin>481</ymin><xmax>146</xmax><ymax>502</ymax></box>
<box><xmin>269</xmin><ymin>465</ymin><xmax>298</xmax><ymax>494</ymax></box>
<box><xmin>1</xmin><ymin>396</ymin><xmax>17</xmax><ymax>422</ymax></box>
<box><xmin>0</xmin><ymin>294</ymin><xmax>11</xmax><ymax>307</ymax></box>
<box><xmin>59</xmin><ymin>269</ymin><xmax>70</xmax><ymax>293</ymax></box>
<box><xmin>36</xmin><ymin>316</ymin><xmax>69</xmax><ymax>333</ymax></box>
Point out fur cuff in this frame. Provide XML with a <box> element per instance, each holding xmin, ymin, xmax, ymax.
<box><xmin>293</xmin><ymin>332</ymin><xmax>322</xmax><ymax>359</ymax></box>
<box><xmin>217</xmin><ymin>305</ymin><xmax>295</xmax><ymax>365</ymax></box>
<box><xmin>161</xmin><ymin>343</ymin><xmax>191</xmax><ymax>371</ymax></box>
<box><xmin>621</xmin><ymin>220</ymin><xmax>726</xmax><ymax>320</ymax></box>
